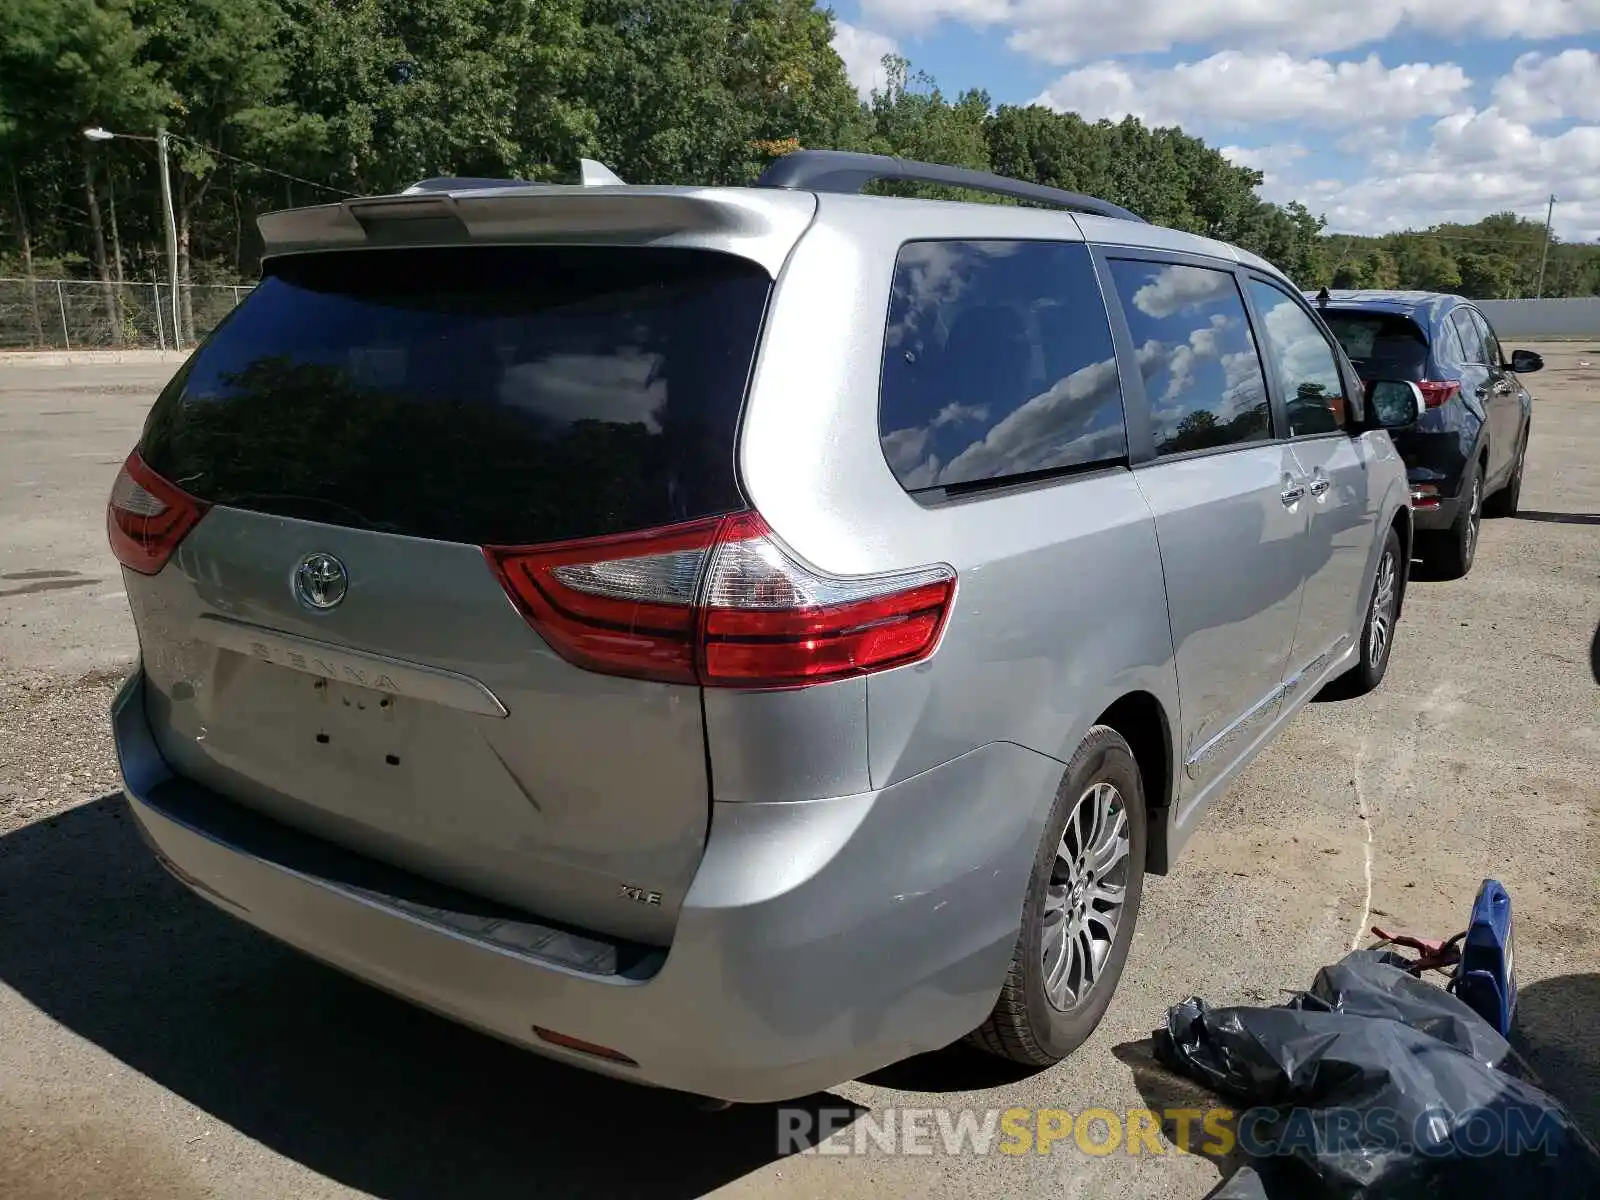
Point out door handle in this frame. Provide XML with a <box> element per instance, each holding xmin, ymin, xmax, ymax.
<box><xmin>1281</xmin><ymin>484</ymin><xmax>1307</xmax><ymax>506</ymax></box>
<box><xmin>1309</xmin><ymin>476</ymin><xmax>1331</xmax><ymax>498</ymax></box>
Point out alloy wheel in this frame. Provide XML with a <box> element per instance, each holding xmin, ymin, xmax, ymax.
<box><xmin>1041</xmin><ymin>781</ymin><xmax>1131</xmax><ymax>1011</ymax></box>
<box><xmin>1465</xmin><ymin>476</ymin><xmax>1482</xmax><ymax>563</ymax></box>
<box><xmin>1369</xmin><ymin>548</ymin><xmax>1397</xmax><ymax>666</ymax></box>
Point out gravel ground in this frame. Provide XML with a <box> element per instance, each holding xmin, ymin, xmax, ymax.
<box><xmin>1</xmin><ymin>348</ymin><xmax>1596</xmax><ymax>1200</ymax></box>
<box><xmin>0</xmin><ymin>668</ymin><xmax>128</xmax><ymax>836</ymax></box>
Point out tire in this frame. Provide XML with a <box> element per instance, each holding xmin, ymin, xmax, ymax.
<box><xmin>1335</xmin><ymin>525</ymin><xmax>1402</xmax><ymax>697</ymax></box>
<box><xmin>969</xmin><ymin>725</ymin><xmax>1147</xmax><ymax>1066</ymax></box>
<box><xmin>1423</xmin><ymin>459</ymin><xmax>1482</xmax><ymax>580</ymax></box>
<box><xmin>1483</xmin><ymin>422</ymin><xmax>1528</xmax><ymax>518</ymax></box>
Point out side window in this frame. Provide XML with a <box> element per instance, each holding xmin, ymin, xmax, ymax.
<box><xmin>879</xmin><ymin>240</ymin><xmax>1125</xmax><ymax>491</ymax></box>
<box><xmin>1437</xmin><ymin>314</ymin><xmax>1466</xmax><ymax>367</ymax></box>
<box><xmin>1469</xmin><ymin>310</ymin><xmax>1502</xmax><ymax>367</ymax></box>
<box><xmin>1106</xmin><ymin>259</ymin><xmax>1272</xmax><ymax>456</ymax></box>
<box><xmin>1452</xmin><ymin>310</ymin><xmax>1488</xmax><ymax>365</ymax></box>
<box><xmin>1245</xmin><ymin>279</ymin><xmax>1349</xmax><ymax>436</ymax></box>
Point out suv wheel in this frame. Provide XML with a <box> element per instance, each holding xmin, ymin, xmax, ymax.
<box><xmin>1425</xmin><ymin>460</ymin><xmax>1481</xmax><ymax>579</ymax></box>
<box><xmin>969</xmin><ymin>725</ymin><xmax>1146</xmax><ymax>1066</ymax></box>
<box><xmin>1483</xmin><ymin>424</ymin><xmax>1528</xmax><ymax>518</ymax></box>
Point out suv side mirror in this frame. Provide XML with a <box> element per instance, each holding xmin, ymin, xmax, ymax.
<box><xmin>1366</xmin><ymin>379</ymin><xmax>1426</xmax><ymax>430</ymax></box>
<box><xmin>1509</xmin><ymin>349</ymin><xmax>1544</xmax><ymax>374</ymax></box>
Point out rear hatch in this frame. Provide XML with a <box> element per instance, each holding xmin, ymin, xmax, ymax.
<box><xmin>1320</xmin><ymin>309</ymin><xmax>1430</xmax><ymax>381</ymax></box>
<box><xmin>1320</xmin><ymin>306</ymin><xmax>1456</xmax><ymax>455</ymax></box>
<box><xmin>120</xmin><ymin>243</ymin><xmax>771</xmax><ymax>944</ymax></box>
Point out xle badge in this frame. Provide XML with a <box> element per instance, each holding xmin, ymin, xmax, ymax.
<box><xmin>619</xmin><ymin>885</ymin><xmax>663</xmax><ymax>906</ymax></box>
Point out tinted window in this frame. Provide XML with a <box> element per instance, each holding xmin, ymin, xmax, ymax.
<box><xmin>1322</xmin><ymin>311</ymin><xmax>1430</xmax><ymax>380</ymax></box>
<box><xmin>1469</xmin><ymin>309</ymin><xmax>1502</xmax><ymax>367</ymax></box>
<box><xmin>1437</xmin><ymin>314</ymin><xmax>1467</xmax><ymax>366</ymax></box>
<box><xmin>1106</xmin><ymin>260</ymin><xmax>1271</xmax><ymax>456</ymax></box>
<box><xmin>1452</xmin><ymin>309</ymin><xmax>1489</xmax><ymax>365</ymax></box>
<box><xmin>1247</xmin><ymin>280</ymin><xmax>1349</xmax><ymax>436</ymax></box>
<box><xmin>878</xmin><ymin>240</ymin><xmax>1125</xmax><ymax>491</ymax></box>
<box><xmin>140</xmin><ymin>246</ymin><xmax>770</xmax><ymax>545</ymax></box>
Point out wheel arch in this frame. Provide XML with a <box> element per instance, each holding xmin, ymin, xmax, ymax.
<box><xmin>1091</xmin><ymin>691</ymin><xmax>1176</xmax><ymax>875</ymax></box>
<box><xmin>1389</xmin><ymin>505</ymin><xmax>1413</xmax><ymax>619</ymax></box>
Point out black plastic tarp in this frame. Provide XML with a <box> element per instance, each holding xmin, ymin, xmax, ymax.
<box><xmin>1153</xmin><ymin>948</ymin><xmax>1600</xmax><ymax>1199</ymax></box>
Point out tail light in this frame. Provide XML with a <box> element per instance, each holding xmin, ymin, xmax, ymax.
<box><xmin>486</xmin><ymin>512</ymin><xmax>956</xmax><ymax>689</ymax></box>
<box><xmin>1417</xmin><ymin>381</ymin><xmax>1460</xmax><ymax>408</ymax></box>
<box><xmin>107</xmin><ymin>451</ymin><xmax>209</xmax><ymax>575</ymax></box>
<box><xmin>1411</xmin><ymin>484</ymin><xmax>1441</xmax><ymax>510</ymax></box>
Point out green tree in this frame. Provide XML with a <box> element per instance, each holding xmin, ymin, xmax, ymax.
<box><xmin>135</xmin><ymin>0</ymin><xmax>324</xmax><ymax>336</ymax></box>
<box><xmin>1456</xmin><ymin>252</ymin><xmax>1517</xmax><ymax>299</ymax></box>
<box><xmin>1</xmin><ymin>0</ymin><xmax>167</xmax><ymax>340</ymax></box>
<box><xmin>1391</xmin><ymin>235</ymin><xmax>1461</xmax><ymax>292</ymax></box>
<box><xmin>861</xmin><ymin>56</ymin><xmax>991</xmax><ymax>178</ymax></box>
<box><xmin>283</xmin><ymin>0</ymin><xmax>593</xmax><ymax>192</ymax></box>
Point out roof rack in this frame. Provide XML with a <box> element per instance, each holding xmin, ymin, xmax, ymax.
<box><xmin>755</xmin><ymin>149</ymin><xmax>1145</xmax><ymax>223</ymax></box>
<box><xmin>400</xmin><ymin>159</ymin><xmax>626</xmax><ymax>196</ymax></box>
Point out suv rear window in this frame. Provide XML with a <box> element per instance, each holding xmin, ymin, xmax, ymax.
<box><xmin>139</xmin><ymin>246</ymin><xmax>771</xmax><ymax>546</ymax></box>
<box><xmin>1321</xmin><ymin>311</ymin><xmax>1429</xmax><ymax>380</ymax></box>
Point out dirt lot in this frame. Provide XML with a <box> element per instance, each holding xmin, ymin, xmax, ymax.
<box><xmin>2</xmin><ymin>348</ymin><xmax>1597</xmax><ymax>1200</ymax></box>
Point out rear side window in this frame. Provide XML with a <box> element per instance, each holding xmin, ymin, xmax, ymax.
<box><xmin>1323</xmin><ymin>311</ymin><xmax>1430</xmax><ymax>380</ymax></box>
<box><xmin>878</xmin><ymin>240</ymin><xmax>1125</xmax><ymax>492</ymax></box>
<box><xmin>1106</xmin><ymin>259</ymin><xmax>1272</xmax><ymax>456</ymax></box>
<box><xmin>1468</xmin><ymin>309</ymin><xmax>1502</xmax><ymax>367</ymax></box>
<box><xmin>139</xmin><ymin>246</ymin><xmax>771</xmax><ymax>546</ymax></box>
<box><xmin>1451</xmin><ymin>310</ymin><xmax>1489</xmax><ymax>366</ymax></box>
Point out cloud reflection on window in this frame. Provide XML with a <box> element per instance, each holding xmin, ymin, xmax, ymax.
<box><xmin>879</xmin><ymin>239</ymin><xmax>1128</xmax><ymax>491</ymax></box>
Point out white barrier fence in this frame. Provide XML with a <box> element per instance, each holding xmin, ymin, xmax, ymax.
<box><xmin>0</xmin><ymin>278</ymin><xmax>254</xmax><ymax>351</ymax></box>
<box><xmin>1477</xmin><ymin>298</ymin><xmax>1600</xmax><ymax>341</ymax></box>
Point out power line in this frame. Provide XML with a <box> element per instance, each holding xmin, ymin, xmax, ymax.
<box><xmin>165</xmin><ymin>132</ymin><xmax>355</xmax><ymax>198</ymax></box>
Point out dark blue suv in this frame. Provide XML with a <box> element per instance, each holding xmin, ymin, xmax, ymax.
<box><xmin>1308</xmin><ymin>290</ymin><xmax>1541</xmax><ymax>578</ymax></box>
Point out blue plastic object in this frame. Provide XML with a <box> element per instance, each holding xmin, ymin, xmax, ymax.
<box><xmin>1450</xmin><ymin>878</ymin><xmax>1516</xmax><ymax>1036</ymax></box>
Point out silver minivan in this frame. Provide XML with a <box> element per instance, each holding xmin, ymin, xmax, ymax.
<box><xmin>110</xmin><ymin>151</ymin><xmax>1417</xmax><ymax>1102</ymax></box>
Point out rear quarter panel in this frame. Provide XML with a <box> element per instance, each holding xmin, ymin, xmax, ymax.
<box><xmin>733</xmin><ymin>197</ymin><xmax>1180</xmax><ymax>809</ymax></box>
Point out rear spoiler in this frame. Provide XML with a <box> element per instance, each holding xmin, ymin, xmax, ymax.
<box><xmin>256</xmin><ymin>185</ymin><xmax>817</xmax><ymax>277</ymax></box>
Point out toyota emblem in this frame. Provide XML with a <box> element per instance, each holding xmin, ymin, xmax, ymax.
<box><xmin>293</xmin><ymin>552</ymin><xmax>348</xmax><ymax>611</ymax></box>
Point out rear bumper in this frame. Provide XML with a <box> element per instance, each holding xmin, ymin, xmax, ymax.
<box><xmin>1410</xmin><ymin>493</ymin><xmax>1460</xmax><ymax>532</ymax></box>
<box><xmin>113</xmin><ymin>669</ymin><xmax>1060</xmax><ymax>1102</ymax></box>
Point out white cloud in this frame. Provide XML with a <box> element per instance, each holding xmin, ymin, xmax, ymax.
<box><xmin>1131</xmin><ymin>263</ymin><xmax>1233</xmax><ymax>319</ymax></box>
<box><xmin>1492</xmin><ymin>50</ymin><xmax>1600</xmax><ymax>123</ymax></box>
<box><xmin>1220</xmin><ymin>143</ymin><xmax>1312</xmax><ymax>202</ymax></box>
<box><xmin>1032</xmin><ymin>52</ymin><xmax>1471</xmax><ymax>130</ymax></box>
<box><xmin>1221</xmin><ymin>143</ymin><xmax>1310</xmax><ymax>174</ymax></box>
<box><xmin>859</xmin><ymin>0</ymin><xmax>1600</xmax><ymax>63</ymax></box>
<box><xmin>1319</xmin><ymin>108</ymin><xmax>1600</xmax><ymax>241</ymax></box>
<box><xmin>830</xmin><ymin>20</ymin><xmax>899</xmax><ymax>97</ymax></box>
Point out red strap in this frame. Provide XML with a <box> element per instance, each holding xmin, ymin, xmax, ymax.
<box><xmin>1371</xmin><ymin>926</ymin><xmax>1466</xmax><ymax>975</ymax></box>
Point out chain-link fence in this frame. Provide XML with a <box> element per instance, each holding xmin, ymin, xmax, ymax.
<box><xmin>0</xmin><ymin>278</ymin><xmax>254</xmax><ymax>351</ymax></box>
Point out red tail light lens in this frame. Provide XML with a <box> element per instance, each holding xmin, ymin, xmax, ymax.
<box><xmin>1418</xmin><ymin>380</ymin><xmax>1460</xmax><ymax>408</ymax></box>
<box><xmin>486</xmin><ymin>517</ymin><xmax>722</xmax><ymax>685</ymax></box>
<box><xmin>486</xmin><ymin>512</ymin><xmax>956</xmax><ymax>689</ymax></box>
<box><xmin>107</xmin><ymin>451</ymin><xmax>209</xmax><ymax>575</ymax></box>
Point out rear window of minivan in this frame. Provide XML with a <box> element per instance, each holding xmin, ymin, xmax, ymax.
<box><xmin>139</xmin><ymin>246</ymin><xmax>771</xmax><ymax>546</ymax></box>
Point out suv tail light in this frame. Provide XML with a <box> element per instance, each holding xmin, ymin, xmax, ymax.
<box><xmin>1417</xmin><ymin>380</ymin><xmax>1460</xmax><ymax>408</ymax></box>
<box><xmin>486</xmin><ymin>512</ymin><xmax>956</xmax><ymax>689</ymax></box>
<box><xmin>107</xmin><ymin>451</ymin><xmax>209</xmax><ymax>575</ymax></box>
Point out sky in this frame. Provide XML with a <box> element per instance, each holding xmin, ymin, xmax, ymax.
<box><xmin>828</xmin><ymin>0</ymin><xmax>1600</xmax><ymax>242</ymax></box>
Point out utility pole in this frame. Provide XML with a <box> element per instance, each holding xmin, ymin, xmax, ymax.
<box><xmin>156</xmin><ymin>126</ymin><xmax>182</xmax><ymax>350</ymax></box>
<box><xmin>84</xmin><ymin>124</ymin><xmax>184</xmax><ymax>350</ymax></box>
<box><xmin>1534</xmin><ymin>193</ymin><xmax>1556</xmax><ymax>299</ymax></box>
